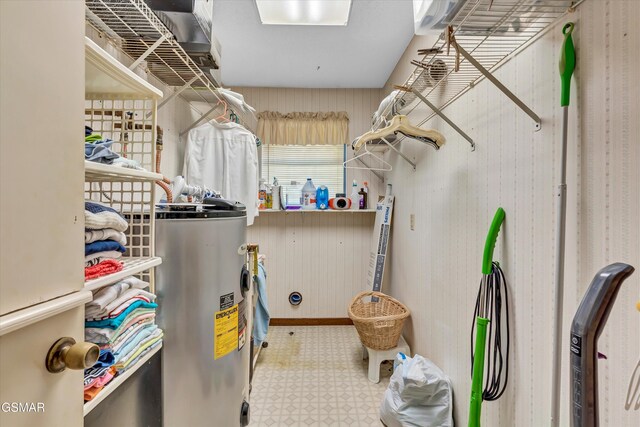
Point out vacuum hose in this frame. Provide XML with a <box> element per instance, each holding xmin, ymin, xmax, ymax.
<box><xmin>470</xmin><ymin>262</ymin><xmax>510</xmax><ymax>402</ymax></box>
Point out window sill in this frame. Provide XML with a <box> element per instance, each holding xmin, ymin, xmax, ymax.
<box><xmin>258</xmin><ymin>209</ymin><xmax>376</xmax><ymax>214</ymax></box>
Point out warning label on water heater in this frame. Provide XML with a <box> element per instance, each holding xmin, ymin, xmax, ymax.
<box><xmin>214</xmin><ymin>304</ymin><xmax>238</xmax><ymax>360</ymax></box>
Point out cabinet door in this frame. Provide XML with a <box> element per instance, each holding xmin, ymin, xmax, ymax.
<box><xmin>0</xmin><ymin>0</ymin><xmax>85</xmax><ymax>315</ymax></box>
<box><xmin>0</xmin><ymin>302</ymin><xmax>87</xmax><ymax>427</ymax></box>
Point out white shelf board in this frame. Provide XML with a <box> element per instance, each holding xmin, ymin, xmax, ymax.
<box><xmin>85</xmin><ymin>161</ymin><xmax>163</xmax><ymax>182</ymax></box>
<box><xmin>84</xmin><ymin>257</ymin><xmax>162</xmax><ymax>292</ymax></box>
<box><xmin>85</xmin><ymin>37</ymin><xmax>163</xmax><ymax>99</ymax></box>
<box><xmin>83</xmin><ymin>342</ymin><xmax>162</xmax><ymax>416</ymax></box>
<box><xmin>259</xmin><ymin>209</ymin><xmax>376</xmax><ymax>214</ymax></box>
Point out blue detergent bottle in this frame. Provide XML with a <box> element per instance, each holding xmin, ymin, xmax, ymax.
<box><xmin>316</xmin><ymin>185</ymin><xmax>329</xmax><ymax>210</ymax></box>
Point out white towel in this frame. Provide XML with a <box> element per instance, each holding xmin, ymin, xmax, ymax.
<box><xmin>85</xmin><ymin>288</ymin><xmax>156</xmax><ymax>320</ymax></box>
<box><xmin>85</xmin><ymin>210</ymin><xmax>128</xmax><ymax>232</ymax></box>
<box><xmin>85</xmin><ymin>229</ymin><xmax>127</xmax><ymax>245</ymax></box>
<box><xmin>87</xmin><ymin>277</ymin><xmax>149</xmax><ymax>311</ymax></box>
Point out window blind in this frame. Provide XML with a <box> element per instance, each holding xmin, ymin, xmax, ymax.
<box><xmin>261</xmin><ymin>144</ymin><xmax>345</xmax><ymax>205</ymax></box>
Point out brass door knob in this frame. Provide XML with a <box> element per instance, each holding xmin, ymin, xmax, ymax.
<box><xmin>46</xmin><ymin>337</ymin><xmax>99</xmax><ymax>373</ymax></box>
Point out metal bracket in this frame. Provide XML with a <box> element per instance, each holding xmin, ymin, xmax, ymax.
<box><xmin>146</xmin><ymin>75</ymin><xmax>200</xmax><ymax>118</ymax></box>
<box><xmin>452</xmin><ymin>40</ymin><xmax>542</xmax><ymax>131</ymax></box>
<box><xmin>355</xmin><ymin>157</ymin><xmax>384</xmax><ymax>181</ymax></box>
<box><xmin>157</xmin><ymin>76</ymin><xmax>199</xmax><ymax>111</ymax></box>
<box><xmin>380</xmin><ymin>137</ymin><xmax>416</xmax><ymax>170</ymax></box>
<box><xmin>129</xmin><ymin>35</ymin><xmax>167</xmax><ymax>70</ymax></box>
<box><xmin>179</xmin><ymin>103</ymin><xmax>222</xmax><ymax>137</ymax></box>
<box><xmin>410</xmin><ymin>87</ymin><xmax>476</xmax><ymax>150</ymax></box>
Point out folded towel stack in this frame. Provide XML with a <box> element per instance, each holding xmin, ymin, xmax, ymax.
<box><xmin>85</xmin><ymin>201</ymin><xmax>128</xmax><ymax>281</ymax></box>
<box><xmin>83</xmin><ymin>276</ymin><xmax>163</xmax><ymax>401</ymax></box>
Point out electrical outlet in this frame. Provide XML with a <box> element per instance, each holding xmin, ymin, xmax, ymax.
<box><xmin>410</xmin><ymin>214</ymin><xmax>415</xmax><ymax>231</ymax></box>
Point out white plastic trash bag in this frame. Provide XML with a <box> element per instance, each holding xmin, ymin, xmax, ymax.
<box><xmin>380</xmin><ymin>353</ymin><xmax>454</xmax><ymax>427</ymax></box>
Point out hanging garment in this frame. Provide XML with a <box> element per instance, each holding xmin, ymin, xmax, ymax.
<box><xmin>253</xmin><ymin>263</ymin><xmax>270</xmax><ymax>346</ymax></box>
<box><xmin>183</xmin><ymin>121</ymin><xmax>259</xmax><ymax>225</ymax></box>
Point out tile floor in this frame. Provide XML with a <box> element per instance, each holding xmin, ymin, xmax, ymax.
<box><xmin>249</xmin><ymin>326</ymin><xmax>392</xmax><ymax>426</ymax></box>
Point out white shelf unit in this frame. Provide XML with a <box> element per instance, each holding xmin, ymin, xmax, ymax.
<box><xmin>84</xmin><ymin>35</ymin><xmax>163</xmax><ymax>413</ymax></box>
<box><xmin>85</xmin><ymin>161</ymin><xmax>163</xmax><ymax>182</ymax></box>
<box><xmin>83</xmin><ymin>343</ymin><xmax>163</xmax><ymax>416</ymax></box>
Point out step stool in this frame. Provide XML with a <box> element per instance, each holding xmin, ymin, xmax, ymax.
<box><xmin>362</xmin><ymin>336</ymin><xmax>411</xmax><ymax>383</ymax></box>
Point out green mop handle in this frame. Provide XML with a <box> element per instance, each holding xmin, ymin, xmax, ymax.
<box><xmin>469</xmin><ymin>317</ymin><xmax>490</xmax><ymax>427</ymax></box>
<box><xmin>482</xmin><ymin>208</ymin><xmax>506</xmax><ymax>275</ymax></box>
<box><xmin>559</xmin><ymin>22</ymin><xmax>576</xmax><ymax>107</ymax></box>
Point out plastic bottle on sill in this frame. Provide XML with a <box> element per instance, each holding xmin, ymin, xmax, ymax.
<box><xmin>363</xmin><ymin>181</ymin><xmax>369</xmax><ymax>209</ymax></box>
<box><xmin>358</xmin><ymin>188</ymin><xmax>367</xmax><ymax>210</ymax></box>
<box><xmin>316</xmin><ymin>185</ymin><xmax>329</xmax><ymax>210</ymax></box>
<box><xmin>301</xmin><ymin>178</ymin><xmax>316</xmax><ymax>210</ymax></box>
<box><xmin>265</xmin><ymin>184</ymin><xmax>273</xmax><ymax>209</ymax></box>
<box><xmin>258</xmin><ymin>179</ymin><xmax>267</xmax><ymax>210</ymax></box>
<box><xmin>350</xmin><ymin>180</ymin><xmax>359</xmax><ymax>210</ymax></box>
<box><xmin>272</xmin><ymin>177</ymin><xmax>281</xmax><ymax>210</ymax></box>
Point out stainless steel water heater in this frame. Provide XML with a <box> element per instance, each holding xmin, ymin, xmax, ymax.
<box><xmin>155</xmin><ymin>201</ymin><xmax>251</xmax><ymax>427</ymax></box>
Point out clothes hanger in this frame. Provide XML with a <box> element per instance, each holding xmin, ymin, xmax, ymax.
<box><xmin>212</xmin><ymin>99</ymin><xmax>229</xmax><ymax>123</ymax></box>
<box><xmin>343</xmin><ymin>140</ymin><xmax>392</xmax><ymax>172</ymax></box>
<box><xmin>354</xmin><ymin>115</ymin><xmax>445</xmax><ymax>151</ymax></box>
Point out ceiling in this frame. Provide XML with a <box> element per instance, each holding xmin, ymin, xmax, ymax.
<box><xmin>211</xmin><ymin>0</ymin><xmax>415</xmax><ymax>88</ymax></box>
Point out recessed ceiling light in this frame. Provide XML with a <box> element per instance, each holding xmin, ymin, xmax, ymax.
<box><xmin>255</xmin><ymin>0</ymin><xmax>352</xmax><ymax>26</ymax></box>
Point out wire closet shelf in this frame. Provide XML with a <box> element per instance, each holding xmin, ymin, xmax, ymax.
<box><xmin>377</xmin><ymin>0</ymin><xmax>579</xmax><ymax>148</ymax></box>
<box><xmin>85</xmin><ymin>0</ymin><xmax>244</xmax><ymax>125</ymax></box>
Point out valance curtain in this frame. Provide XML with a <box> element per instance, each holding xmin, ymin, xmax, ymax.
<box><xmin>256</xmin><ymin>111</ymin><xmax>349</xmax><ymax>146</ymax></box>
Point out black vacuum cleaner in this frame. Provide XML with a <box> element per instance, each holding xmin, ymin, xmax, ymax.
<box><xmin>570</xmin><ymin>262</ymin><xmax>635</xmax><ymax>427</ymax></box>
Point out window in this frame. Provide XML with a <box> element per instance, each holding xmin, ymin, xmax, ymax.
<box><xmin>261</xmin><ymin>145</ymin><xmax>345</xmax><ymax>205</ymax></box>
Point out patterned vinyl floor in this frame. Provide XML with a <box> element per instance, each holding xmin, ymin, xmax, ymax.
<box><xmin>249</xmin><ymin>326</ymin><xmax>392</xmax><ymax>426</ymax></box>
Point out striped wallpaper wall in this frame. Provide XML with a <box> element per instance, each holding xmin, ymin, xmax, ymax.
<box><xmin>380</xmin><ymin>1</ymin><xmax>639</xmax><ymax>426</ymax></box>
<box><xmin>233</xmin><ymin>87</ymin><xmax>385</xmax><ymax>318</ymax></box>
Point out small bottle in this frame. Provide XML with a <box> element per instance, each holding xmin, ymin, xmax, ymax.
<box><xmin>265</xmin><ymin>184</ymin><xmax>273</xmax><ymax>209</ymax></box>
<box><xmin>350</xmin><ymin>180</ymin><xmax>359</xmax><ymax>210</ymax></box>
<box><xmin>258</xmin><ymin>179</ymin><xmax>267</xmax><ymax>210</ymax></box>
<box><xmin>272</xmin><ymin>177</ymin><xmax>281</xmax><ymax>210</ymax></box>
<box><xmin>358</xmin><ymin>188</ymin><xmax>367</xmax><ymax>210</ymax></box>
<box><xmin>363</xmin><ymin>181</ymin><xmax>369</xmax><ymax>209</ymax></box>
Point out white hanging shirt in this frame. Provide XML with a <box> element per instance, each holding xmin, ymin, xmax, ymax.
<box><xmin>183</xmin><ymin>121</ymin><xmax>259</xmax><ymax>226</ymax></box>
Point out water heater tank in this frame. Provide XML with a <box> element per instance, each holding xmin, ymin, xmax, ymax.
<box><xmin>155</xmin><ymin>202</ymin><xmax>250</xmax><ymax>427</ymax></box>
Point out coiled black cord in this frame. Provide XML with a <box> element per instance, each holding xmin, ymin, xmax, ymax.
<box><xmin>470</xmin><ymin>261</ymin><xmax>510</xmax><ymax>401</ymax></box>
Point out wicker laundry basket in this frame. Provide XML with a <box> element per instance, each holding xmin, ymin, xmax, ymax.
<box><xmin>348</xmin><ymin>291</ymin><xmax>411</xmax><ymax>351</ymax></box>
